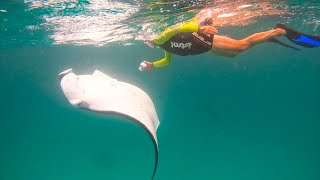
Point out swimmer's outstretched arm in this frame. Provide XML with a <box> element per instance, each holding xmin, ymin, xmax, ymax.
<box><xmin>153</xmin><ymin>51</ymin><xmax>172</xmax><ymax>67</ymax></box>
<box><xmin>141</xmin><ymin>51</ymin><xmax>172</xmax><ymax>72</ymax></box>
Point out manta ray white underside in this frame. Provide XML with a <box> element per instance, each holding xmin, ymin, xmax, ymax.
<box><xmin>59</xmin><ymin>68</ymin><xmax>160</xmax><ymax>179</ymax></box>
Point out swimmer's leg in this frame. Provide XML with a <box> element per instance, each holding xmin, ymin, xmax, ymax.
<box><xmin>211</xmin><ymin>28</ymin><xmax>286</xmax><ymax>57</ymax></box>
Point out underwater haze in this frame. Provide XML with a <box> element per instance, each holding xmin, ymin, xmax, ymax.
<box><xmin>1</xmin><ymin>0</ymin><xmax>320</xmax><ymax>180</ymax></box>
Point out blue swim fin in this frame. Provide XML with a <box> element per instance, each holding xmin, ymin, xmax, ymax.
<box><xmin>275</xmin><ymin>23</ymin><xmax>320</xmax><ymax>48</ymax></box>
<box><xmin>268</xmin><ymin>38</ymin><xmax>300</xmax><ymax>51</ymax></box>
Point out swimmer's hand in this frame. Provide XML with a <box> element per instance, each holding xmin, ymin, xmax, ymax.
<box><xmin>200</xmin><ymin>26</ymin><xmax>218</xmax><ymax>36</ymax></box>
<box><xmin>139</xmin><ymin>60</ymin><xmax>153</xmax><ymax>72</ymax></box>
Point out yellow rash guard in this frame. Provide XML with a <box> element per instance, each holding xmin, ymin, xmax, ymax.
<box><xmin>152</xmin><ymin>22</ymin><xmax>214</xmax><ymax>68</ymax></box>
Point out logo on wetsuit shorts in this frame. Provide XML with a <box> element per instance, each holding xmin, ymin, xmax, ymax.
<box><xmin>192</xmin><ymin>32</ymin><xmax>212</xmax><ymax>46</ymax></box>
<box><xmin>171</xmin><ymin>42</ymin><xmax>192</xmax><ymax>49</ymax></box>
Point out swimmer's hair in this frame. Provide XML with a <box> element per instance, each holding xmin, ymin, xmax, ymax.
<box><xmin>199</xmin><ymin>18</ymin><xmax>213</xmax><ymax>26</ymax></box>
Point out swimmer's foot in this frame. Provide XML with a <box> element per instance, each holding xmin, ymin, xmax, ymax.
<box><xmin>275</xmin><ymin>23</ymin><xmax>320</xmax><ymax>48</ymax></box>
<box><xmin>268</xmin><ymin>38</ymin><xmax>300</xmax><ymax>51</ymax></box>
<box><xmin>275</xmin><ymin>23</ymin><xmax>300</xmax><ymax>38</ymax></box>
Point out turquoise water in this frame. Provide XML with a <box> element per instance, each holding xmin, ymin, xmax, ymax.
<box><xmin>1</xmin><ymin>0</ymin><xmax>320</xmax><ymax>180</ymax></box>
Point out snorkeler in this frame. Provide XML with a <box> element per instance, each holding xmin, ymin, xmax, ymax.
<box><xmin>139</xmin><ymin>19</ymin><xmax>320</xmax><ymax>72</ymax></box>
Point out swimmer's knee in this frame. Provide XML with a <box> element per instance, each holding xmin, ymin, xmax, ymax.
<box><xmin>235</xmin><ymin>41</ymin><xmax>250</xmax><ymax>52</ymax></box>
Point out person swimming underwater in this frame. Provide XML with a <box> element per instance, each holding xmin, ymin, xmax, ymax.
<box><xmin>139</xmin><ymin>18</ymin><xmax>320</xmax><ymax>72</ymax></box>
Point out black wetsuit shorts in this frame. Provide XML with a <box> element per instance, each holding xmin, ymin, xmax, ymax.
<box><xmin>159</xmin><ymin>32</ymin><xmax>214</xmax><ymax>56</ymax></box>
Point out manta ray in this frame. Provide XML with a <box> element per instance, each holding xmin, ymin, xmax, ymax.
<box><xmin>59</xmin><ymin>69</ymin><xmax>160</xmax><ymax>179</ymax></box>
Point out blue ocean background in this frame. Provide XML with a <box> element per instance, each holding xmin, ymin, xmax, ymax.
<box><xmin>0</xmin><ymin>0</ymin><xmax>320</xmax><ymax>179</ymax></box>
